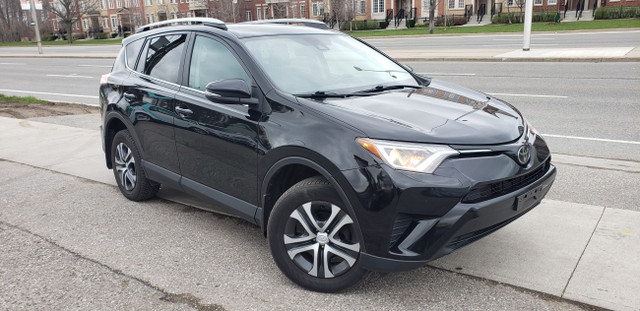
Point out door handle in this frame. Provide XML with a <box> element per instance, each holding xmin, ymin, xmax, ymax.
<box><xmin>175</xmin><ymin>106</ymin><xmax>193</xmax><ymax>117</ymax></box>
<box><xmin>123</xmin><ymin>92</ymin><xmax>137</xmax><ymax>101</ymax></box>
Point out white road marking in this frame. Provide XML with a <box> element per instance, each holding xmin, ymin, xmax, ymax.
<box><xmin>77</xmin><ymin>64</ymin><xmax>112</xmax><ymax>68</ymax></box>
<box><xmin>0</xmin><ymin>62</ymin><xmax>26</xmax><ymax>65</ymax></box>
<box><xmin>47</xmin><ymin>74</ymin><xmax>94</xmax><ymax>79</ymax></box>
<box><xmin>0</xmin><ymin>88</ymin><xmax>98</xmax><ymax>99</ymax></box>
<box><xmin>552</xmin><ymin>154</ymin><xmax>640</xmax><ymax>172</ymax></box>
<box><xmin>542</xmin><ymin>134</ymin><xmax>640</xmax><ymax>145</ymax></box>
<box><xmin>488</xmin><ymin>92</ymin><xmax>568</xmax><ymax>99</ymax></box>
<box><xmin>420</xmin><ymin>72</ymin><xmax>476</xmax><ymax>76</ymax></box>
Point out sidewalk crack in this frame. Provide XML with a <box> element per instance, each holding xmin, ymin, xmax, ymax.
<box><xmin>561</xmin><ymin>206</ymin><xmax>606</xmax><ymax>297</ymax></box>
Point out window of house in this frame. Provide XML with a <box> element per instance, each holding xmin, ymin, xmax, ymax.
<box><xmin>108</xmin><ymin>0</ymin><xmax>114</xmax><ymax>8</ymax></box>
<box><xmin>125</xmin><ymin>0</ymin><xmax>130</xmax><ymax>6</ymax></box>
<box><xmin>110</xmin><ymin>14</ymin><xmax>118</xmax><ymax>29</ymax></box>
<box><xmin>548</xmin><ymin>0</ymin><xmax>557</xmax><ymax>4</ymax></box>
<box><xmin>103</xmin><ymin>17</ymin><xmax>109</xmax><ymax>29</ymax></box>
<box><xmin>188</xmin><ymin>36</ymin><xmax>250</xmax><ymax>91</ymax></box>
<box><xmin>257</xmin><ymin>6</ymin><xmax>262</xmax><ymax>20</ymax></box>
<box><xmin>157</xmin><ymin>0</ymin><xmax>163</xmax><ymax>4</ymax></box>
<box><xmin>145</xmin><ymin>0</ymin><xmax>151</xmax><ymax>6</ymax></box>
<box><xmin>246</xmin><ymin>10</ymin><xmax>252</xmax><ymax>21</ymax></box>
<box><xmin>263</xmin><ymin>5</ymin><xmax>268</xmax><ymax>19</ymax></box>
<box><xmin>300</xmin><ymin>3</ymin><xmax>305</xmax><ymax>17</ymax></box>
<box><xmin>534</xmin><ymin>0</ymin><xmax>543</xmax><ymax>5</ymax></box>
<box><xmin>312</xmin><ymin>1</ymin><xmax>324</xmax><ymax>16</ymax></box>
<box><xmin>134</xmin><ymin>0</ymin><xmax>139</xmax><ymax>6</ymax></box>
<box><xmin>141</xmin><ymin>34</ymin><xmax>188</xmax><ymax>83</ymax></box>
<box><xmin>372</xmin><ymin>0</ymin><xmax>383</xmax><ymax>13</ymax></box>
<box><xmin>82</xmin><ymin>19</ymin><xmax>88</xmax><ymax>30</ymax></box>
<box><xmin>100</xmin><ymin>0</ymin><xmax>106</xmax><ymax>9</ymax></box>
<box><xmin>116</xmin><ymin>0</ymin><xmax>121</xmax><ymax>8</ymax></box>
<box><xmin>448</xmin><ymin>0</ymin><xmax>463</xmax><ymax>9</ymax></box>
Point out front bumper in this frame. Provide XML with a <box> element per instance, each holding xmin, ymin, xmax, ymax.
<box><xmin>357</xmin><ymin>162</ymin><xmax>556</xmax><ymax>273</ymax></box>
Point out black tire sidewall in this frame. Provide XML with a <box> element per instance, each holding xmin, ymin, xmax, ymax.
<box><xmin>111</xmin><ymin>130</ymin><xmax>151</xmax><ymax>201</ymax></box>
<box><xmin>267</xmin><ymin>177</ymin><xmax>366</xmax><ymax>292</ymax></box>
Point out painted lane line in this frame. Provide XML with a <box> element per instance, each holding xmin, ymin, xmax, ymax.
<box><xmin>0</xmin><ymin>62</ymin><xmax>26</xmax><ymax>65</ymax></box>
<box><xmin>542</xmin><ymin>134</ymin><xmax>640</xmax><ymax>146</ymax></box>
<box><xmin>47</xmin><ymin>74</ymin><xmax>94</xmax><ymax>79</ymax></box>
<box><xmin>488</xmin><ymin>92</ymin><xmax>568</xmax><ymax>99</ymax></box>
<box><xmin>77</xmin><ymin>64</ymin><xmax>113</xmax><ymax>68</ymax></box>
<box><xmin>0</xmin><ymin>88</ymin><xmax>98</xmax><ymax>99</ymax></box>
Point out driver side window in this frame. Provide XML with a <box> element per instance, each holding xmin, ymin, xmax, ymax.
<box><xmin>188</xmin><ymin>36</ymin><xmax>251</xmax><ymax>91</ymax></box>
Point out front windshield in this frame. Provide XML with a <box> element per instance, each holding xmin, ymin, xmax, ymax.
<box><xmin>242</xmin><ymin>34</ymin><xmax>417</xmax><ymax>94</ymax></box>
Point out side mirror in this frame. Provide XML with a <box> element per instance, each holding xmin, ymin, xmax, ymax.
<box><xmin>205</xmin><ymin>79</ymin><xmax>258</xmax><ymax>105</ymax></box>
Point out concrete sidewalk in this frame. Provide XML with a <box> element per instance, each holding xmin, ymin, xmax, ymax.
<box><xmin>0</xmin><ymin>115</ymin><xmax>638</xmax><ymax>310</ymax></box>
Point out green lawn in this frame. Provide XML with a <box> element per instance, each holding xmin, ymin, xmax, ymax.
<box><xmin>0</xmin><ymin>38</ymin><xmax>123</xmax><ymax>47</ymax></box>
<box><xmin>0</xmin><ymin>94</ymin><xmax>49</xmax><ymax>104</ymax></box>
<box><xmin>347</xmin><ymin>18</ymin><xmax>640</xmax><ymax>37</ymax></box>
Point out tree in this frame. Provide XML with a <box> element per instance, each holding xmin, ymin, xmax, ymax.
<box><xmin>428</xmin><ymin>0</ymin><xmax>436</xmax><ymax>33</ymax></box>
<box><xmin>44</xmin><ymin>0</ymin><xmax>98</xmax><ymax>43</ymax></box>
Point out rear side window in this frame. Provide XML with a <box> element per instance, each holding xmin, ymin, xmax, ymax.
<box><xmin>125</xmin><ymin>38</ymin><xmax>144</xmax><ymax>69</ymax></box>
<box><xmin>140</xmin><ymin>34</ymin><xmax>188</xmax><ymax>83</ymax></box>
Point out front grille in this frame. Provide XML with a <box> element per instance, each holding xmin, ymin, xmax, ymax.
<box><xmin>447</xmin><ymin>212</ymin><xmax>525</xmax><ymax>251</ymax></box>
<box><xmin>462</xmin><ymin>159</ymin><xmax>550</xmax><ymax>204</ymax></box>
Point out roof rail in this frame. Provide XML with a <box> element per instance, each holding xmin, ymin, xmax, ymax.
<box><xmin>136</xmin><ymin>18</ymin><xmax>227</xmax><ymax>33</ymax></box>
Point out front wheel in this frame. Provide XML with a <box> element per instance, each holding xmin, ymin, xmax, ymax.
<box><xmin>110</xmin><ymin>130</ymin><xmax>159</xmax><ymax>201</ymax></box>
<box><xmin>268</xmin><ymin>176</ymin><xmax>366</xmax><ymax>292</ymax></box>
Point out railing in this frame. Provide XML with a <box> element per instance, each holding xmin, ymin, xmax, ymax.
<box><xmin>409</xmin><ymin>7</ymin><xmax>417</xmax><ymax>22</ymax></box>
<box><xmin>491</xmin><ymin>3</ymin><xmax>502</xmax><ymax>19</ymax></box>
<box><xmin>395</xmin><ymin>8</ymin><xmax>405</xmax><ymax>27</ymax></box>
<box><xmin>385</xmin><ymin>9</ymin><xmax>393</xmax><ymax>25</ymax></box>
<box><xmin>476</xmin><ymin>3</ymin><xmax>486</xmax><ymax>22</ymax></box>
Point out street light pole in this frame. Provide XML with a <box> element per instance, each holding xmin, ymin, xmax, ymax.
<box><xmin>523</xmin><ymin>0</ymin><xmax>533</xmax><ymax>51</ymax></box>
<box><xmin>29</xmin><ymin>0</ymin><xmax>43</xmax><ymax>54</ymax></box>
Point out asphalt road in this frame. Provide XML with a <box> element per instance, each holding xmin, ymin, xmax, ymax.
<box><xmin>0</xmin><ymin>160</ymin><xmax>592</xmax><ymax>310</ymax></box>
<box><xmin>365</xmin><ymin>29</ymin><xmax>640</xmax><ymax>51</ymax></box>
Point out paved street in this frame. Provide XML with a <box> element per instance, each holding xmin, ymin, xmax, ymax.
<box><xmin>1</xmin><ymin>32</ymin><xmax>639</xmax><ymax>310</ymax></box>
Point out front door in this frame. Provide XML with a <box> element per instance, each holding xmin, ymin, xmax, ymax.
<box><xmin>173</xmin><ymin>34</ymin><xmax>261</xmax><ymax>219</ymax></box>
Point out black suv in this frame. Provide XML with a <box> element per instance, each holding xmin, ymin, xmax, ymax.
<box><xmin>100</xmin><ymin>18</ymin><xmax>556</xmax><ymax>292</ymax></box>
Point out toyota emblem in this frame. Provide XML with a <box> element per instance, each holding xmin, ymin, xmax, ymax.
<box><xmin>517</xmin><ymin>145</ymin><xmax>531</xmax><ymax>165</ymax></box>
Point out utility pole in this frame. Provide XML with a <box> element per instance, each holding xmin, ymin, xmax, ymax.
<box><xmin>523</xmin><ymin>0</ymin><xmax>533</xmax><ymax>51</ymax></box>
<box><xmin>29</xmin><ymin>0</ymin><xmax>43</xmax><ymax>54</ymax></box>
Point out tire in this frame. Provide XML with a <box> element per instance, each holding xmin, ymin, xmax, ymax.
<box><xmin>110</xmin><ymin>130</ymin><xmax>159</xmax><ymax>201</ymax></box>
<box><xmin>268</xmin><ymin>176</ymin><xmax>366</xmax><ymax>292</ymax></box>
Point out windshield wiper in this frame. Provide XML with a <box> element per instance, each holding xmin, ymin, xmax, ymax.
<box><xmin>359</xmin><ymin>84</ymin><xmax>422</xmax><ymax>93</ymax></box>
<box><xmin>295</xmin><ymin>91</ymin><xmax>375</xmax><ymax>98</ymax></box>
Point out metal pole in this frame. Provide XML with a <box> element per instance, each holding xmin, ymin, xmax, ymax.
<box><xmin>29</xmin><ymin>0</ymin><xmax>43</xmax><ymax>54</ymax></box>
<box><xmin>523</xmin><ymin>0</ymin><xmax>533</xmax><ymax>51</ymax></box>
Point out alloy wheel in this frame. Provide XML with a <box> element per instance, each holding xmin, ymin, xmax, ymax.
<box><xmin>283</xmin><ymin>201</ymin><xmax>360</xmax><ymax>278</ymax></box>
<box><xmin>114</xmin><ymin>142</ymin><xmax>137</xmax><ymax>191</ymax></box>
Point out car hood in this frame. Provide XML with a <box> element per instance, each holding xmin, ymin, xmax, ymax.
<box><xmin>298</xmin><ymin>79</ymin><xmax>524</xmax><ymax>145</ymax></box>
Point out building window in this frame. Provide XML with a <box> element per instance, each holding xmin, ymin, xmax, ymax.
<box><xmin>157</xmin><ymin>0</ymin><xmax>163</xmax><ymax>4</ymax></box>
<box><xmin>372</xmin><ymin>0</ymin><xmax>383</xmax><ymax>13</ymax></box>
<box><xmin>116</xmin><ymin>0</ymin><xmax>121</xmax><ymax>8</ymax></box>
<box><xmin>263</xmin><ymin>5</ymin><xmax>268</xmax><ymax>19</ymax></box>
<box><xmin>103</xmin><ymin>17</ymin><xmax>109</xmax><ymax>29</ymax></box>
<box><xmin>134</xmin><ymin>0</ymin><xmax>139</xmax><ymax>6</ymax></box>
<box><xmin>534</xmin><ymin>0</ymin><xmax>542</xmax><ymax>5</ymax></box>
<box><xmin>108</xmin><ymin>0</ymin><xmax>114</xmax><ymax>8</ymax></box>
<box><xmin>82</xmin><ymin>19</ymin><xmax>88</xmax><ymax>30</ymax></box>
<box><xmin>547</xmin><ymin>0</ymin><xmax>557</xmax><ymax>4</ymax></box>
<box><xmin>300</xmin><ymin>3</ymin><xmax>305</xmax><ymax>17</ymax></box>
<box><xmin>256</xmin><ymin>7</ymin><xmax>262</xmax><ymax>20</ymax></box>
<box><xmin>110</xmin><ymin>14</ymin><xmax>118</xmax><ymax>29</ymax></box>
<box><xmin>449</xmin><ymin>0</ymin><xmax>463</xmax><ymax>9</ymax></box>
<box><xmin>100</xmin><ymin>0</ymin><xmax>106</xmax><ymax>9</ymax></box>
<box><xmin>187</xmin><ymin>12</ymin><xmax>192</xmax><ymax>17</ymax></box>
<box><xmin>145</xmin><ymin>0</ymin><xmax>151</xmax><ymax>6</ymax></box>
<box><xmin>312</xmin><ymin>1</ymin><xmax>324</xmax><ymax>17</ymax></box>
<box><xmin>245</xmin><ymin>10</ymin><xmax>252</xmax><ymax>21</ymax></box>
<box><xmin>124</xmin><ymin>0</ymin><xmax>130</xmax><ymax>6</ymax></box>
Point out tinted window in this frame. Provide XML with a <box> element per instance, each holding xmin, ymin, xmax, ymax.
<box><xmin>125</xmin><ymin>38</ymin><xmax>144</xmax><ymax>69</ymax></box>
<box><xmin>141</xmin><ymin>34</ymin><xmax>187</xmax><ymax>83</ymax></box>
<box><xmin>188</xmin><ymin>36</ymin><xmax>250</xmax><ymax>91</ymax></box>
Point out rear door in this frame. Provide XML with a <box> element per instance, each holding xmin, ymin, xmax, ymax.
<box><xmin>173</xmin><ymin>33</ymin><xmax>261</xmax><ymax>221</ymax></box>
<box><xmin>125</xmin><ymin>32</ymin><xmax>190</xmax><ymax>175</ymax></box>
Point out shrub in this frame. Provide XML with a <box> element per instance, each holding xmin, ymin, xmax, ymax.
<box><xmin>94</xmin><ymin>32</ymin><xmax>109</xmax><ymax>39</ymax></box>
<box><xmin>342</xmin><ymin>20</ymin><xmax>385</xmax><ymax>30</ymax></box>
<box><xmin>406</xmin><ymin>19</ymin><xmax>416</xmax><ymax>28</ymax></box>
<box><xmin>72</xmin><ymin>33</ymin><xmax>86</xmax><ymax>40</ymax></box>
<box><xmin>434</xmin><ymin>15</ymin><xmax>467</xmax><ymax>26</ymax></box>
<box><xmin>594</xmin><ymin>6</ymin><xmax>640</xmax><ymax>19</ymax></box>
<box><xmin>42</xmin><ymin>34</ymin><xmax>56</xmax><ymax>41</ymax></box>
<box><xmin>492</xmin><ymin>11</ymin><xmax>558</xmax><ymax>24</ymax></box>
<box><xmin>111</xmin><ymin>32</ymin><xmax>118</xmax><ymax>38</ymax></box>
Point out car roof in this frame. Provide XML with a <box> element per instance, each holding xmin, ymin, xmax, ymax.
<box><xmin>123</xmin><ymin>19</ymin><xmax>338</xmax><ymax>45</ymax></box>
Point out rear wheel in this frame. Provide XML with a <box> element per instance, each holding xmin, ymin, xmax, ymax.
<box><xmin>111</xmin><ymin>130</ymin><xmax>159</xmax><ymax>201</ymax></box>
<box><xmin>268</xmin><ymin>176</ymin><xmax>366</xmax><ymax>292</ymax></box>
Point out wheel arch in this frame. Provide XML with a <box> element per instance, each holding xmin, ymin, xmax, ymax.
<box><xmin>259</xmin><ymin>155</ymin><xmax>366</xmax><ymax>252</ymax></box>
<box><xmin>103</xmin><ymin>110</ymin><xmax>140</xmax><ymax>169</ymax></box>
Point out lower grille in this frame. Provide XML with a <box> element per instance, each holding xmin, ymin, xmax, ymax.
<box><xmin>388</xmin><ymin>213</ymin><xmax>413</xmax><ymax>249</ymax></box>
<box><xmin>462</xmin><ymin>159</ymin><xmax>550</xmax><ymax>204</ymax></box>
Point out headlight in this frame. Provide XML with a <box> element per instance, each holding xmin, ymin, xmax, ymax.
<box><xmin>357</xmin><ymin>138</ymin><xmax>459</xmax><ymax>174</ymax></box>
